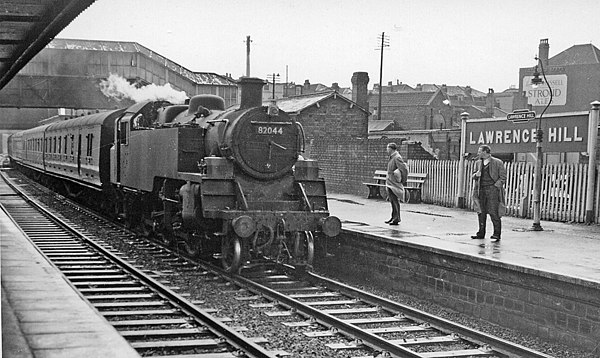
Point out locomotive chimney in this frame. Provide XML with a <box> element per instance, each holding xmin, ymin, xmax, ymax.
<box><xmin>239</xmin><ymin>77</ymin><xmax>265</xmax><ymax>109</ymax></box>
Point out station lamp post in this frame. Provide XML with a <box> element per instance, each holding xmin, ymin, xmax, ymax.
<box><xmin>531</xmin><ymin>56</ymin><xmax>553</xmax><ymax>231</ymax></box>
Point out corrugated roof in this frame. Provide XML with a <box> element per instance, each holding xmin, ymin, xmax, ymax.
<box><xmin>47</xmin><ymin>38</ymin><xmax>236</xmax><ymax>86</ymax></box>
<box><xmin>549</xmin><ymin>43</ymin><xmax>600</xmax><ymax>66</ymax></box>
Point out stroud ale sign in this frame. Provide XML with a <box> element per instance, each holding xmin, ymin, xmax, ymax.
<box><xmin>465</xmin><ymin>112</ymin><xmax>589</xmax><ymax>154</ymax></box>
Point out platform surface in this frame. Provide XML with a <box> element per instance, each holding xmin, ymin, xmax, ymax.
<box><xmin>1</xmin><ymin>202</ymin><xmax>141</xmax><ymax>358</ymax></box>
<box><xmin>327</xmin><ymin>193</ymin><xmax>600</xmax><ymax>284</ymax></box>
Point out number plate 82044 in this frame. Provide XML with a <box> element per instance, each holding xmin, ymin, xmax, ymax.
<box><xmin>256</xmin><ymin>126</ymin><xmax>284</xmax><ymax>135</ymax></box>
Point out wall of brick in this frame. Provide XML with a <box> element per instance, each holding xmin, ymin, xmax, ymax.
<box><xmin>295</xmin><ymin>95</ymin><xmax>436</xmax><ymax>197</ymax></box>
<box><xmin>319</xmin><ymin>233</ymin><xmax>600</xmax><ymax>353</ymax></box>
<box><xmin>308</xmin><ymin>136</ymin><xmax>435</xmax><ymax>196</ymax></box>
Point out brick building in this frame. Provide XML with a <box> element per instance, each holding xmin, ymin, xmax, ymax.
<box><xmin>274</xmin><ymin>83</ymin><xmax>370</xmax><ymax>194</ymax></box>
<box><xmin>368</xmin><ymin>89</ymin><xmax>454</xmax><ymax>130</ymax></box>
<box><xmin>270</xmin><ymin>72</ymin><xmax>438</xmax><ymax>196</ymax></box>
<box><xmin>518</xmin><ymin>38</ymin><xmax>600</xmax><ymax>113</ymax></box>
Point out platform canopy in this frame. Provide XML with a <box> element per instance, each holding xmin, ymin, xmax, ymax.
<box><xmin>0</xmin><ymin>0</ymin><xmax>97</xmax><ymax>90</ymax></box>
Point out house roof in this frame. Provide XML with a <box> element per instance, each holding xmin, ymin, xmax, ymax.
<box><xmin>549</xmin><ymin>43</ymin><xmax>600</xmax><ymax>66</ymax></box>
<box><xmin>373</xmin><ymin>83</ymin><xmax>415</xmax><ymax>93</ymax></box>
<box><xmin>471</xmin><ymin>105</ymin><xmax>509</xmax><ymax>117</ymax></box>
<box><xmin>368</xmin><ymin>120</ymin><xmax>395</xmax><ymax>132</ymax></box>
<box><xmin>418</xmin><ymin>84</ymin><xmax>487</xmax><ymax>97</ymax></box>
<box><xmin>271</xmin><ymin>91</ymin><xmax>369</xmax><ymax>114</ymax></box>
<box><xmin>377</xmin><ymin>90</ymin><xmax>440</xmax><ymax>107</ymax></box>
<box><xmin>302</xmin><ymin>83</ymin><xmax>332</xmax><ymax>93</ymax></box>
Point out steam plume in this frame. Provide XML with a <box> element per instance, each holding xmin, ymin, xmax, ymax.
<box><xmin>100</xmin><ymin>73</ymin><xmax>188</xmax><ymax>104</ymax></box>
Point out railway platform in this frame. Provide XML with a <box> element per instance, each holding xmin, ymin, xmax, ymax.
<box><xmin>327</xmin><ymin>193</ymin><xmax>600</xmax><ymax>284</ymax></box>
<box><xmin>325</xmin><ymin>193</ymin><xmax>600</xmax><ymax>352</ymax></box>
<box><xmin>1</xmin><ymin>192</ymin><xmax>140</xmax><ymax>357</ymax></box>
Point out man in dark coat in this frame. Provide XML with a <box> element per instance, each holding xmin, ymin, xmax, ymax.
<box><xmin>385</xmin><ymin>143</ymin><xmax>408</xmax><ymax>225</ymax></box>
<box><xmin>471</xmin><ymin>145</ymin><xmax>506</xmax><ymax>241</ymax></box>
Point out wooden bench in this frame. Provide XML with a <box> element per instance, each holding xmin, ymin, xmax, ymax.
<box><xmin>363</xmin><ymin>170</ymin><xmax>427</xmax><ymax>203</ymax></box>
<box><xmin>363</xmin><ymin>170</ymin><xmax>388</xmax><ymax>199</ymax></box>
<box><xmin>406</xmin><ymin>173</ymin><xmax>427</xmax><ymax>203</ymax></box>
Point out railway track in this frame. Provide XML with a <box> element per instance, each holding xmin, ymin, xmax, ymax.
<box><xmin>230</xmin><ymin>266</ymin><xmax>554</xmax><ymax>358</ymax></box>
<box><xmin>0</xmin><ymin>171</ymin><xmax>279</xmax><ymax>358</ymax></box>
<box><xmin>2</xmin><ymin>169</ymin><xmax>556</xmax><ymax>358</ymax></box>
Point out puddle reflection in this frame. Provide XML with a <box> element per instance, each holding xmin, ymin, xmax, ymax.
<box><xmin>477</xmin><ymin>241</ymin><xmax>502</xmax><ymax>258</ymax></box>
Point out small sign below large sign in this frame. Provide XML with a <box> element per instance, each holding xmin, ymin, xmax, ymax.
<box><xmin>507</xmin><ymin>110</ymin><xmax>536</xmax><ymax>123</ymax></box>
<box><xmin>465</xmin><ymin>112</ymin><xmax>589</xmax><ymax>154</ymax></box>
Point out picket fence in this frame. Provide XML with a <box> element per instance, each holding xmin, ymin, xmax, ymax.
<box><xmin>407</xmin><ymin>159</ymin><xmax>600</xmax><ymax>224</ymax></box>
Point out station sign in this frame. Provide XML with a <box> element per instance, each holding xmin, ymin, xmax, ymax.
<box><xmin>506</xmin><ymin>110</ymin><xmax>536</xmax><ymax>123</ymax></box>
<box><xmin>465</xmin><ymin>112</ymin><xmax>589</xmax><ymax>154</ymax></box>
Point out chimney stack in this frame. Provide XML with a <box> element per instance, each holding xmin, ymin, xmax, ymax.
<box><xmin>486</xmin><ymin>88</ymin><xmax>495</xmax><ymax>117</ymax></box>
<box><xmin>351</xmin><ymin>71</ymin><xmax>369</xmax><ymax>110</ymax></box>
<box><xmin>538</xmin><ymin>38</ymin><xmax>549</xmax><ymax>69</ymax></box>
<box><xmin>239</xmin><ymin>77</ymin><xmax>265</xmax><ymax>109</ymax></box>
<box><xmin>331</xmin><ymin>82</ymin><xmax>340</xmax><ymax>92</ymax></box>
<box><xmin>303</xmin><ymin>79</ymin><xmax>311</xmax><ymax>93</ymax></box>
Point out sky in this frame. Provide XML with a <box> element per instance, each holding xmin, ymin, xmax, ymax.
<box><xmin>57</xmin><ymin>0</ymin><xmax>600</xmax><ymax>93</ymax></box>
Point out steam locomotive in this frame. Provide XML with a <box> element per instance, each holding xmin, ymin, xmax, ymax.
<box><xmin>7</xmin><ymin>77</ymin><xmax>341</xmax><ymax>272</ymax></box>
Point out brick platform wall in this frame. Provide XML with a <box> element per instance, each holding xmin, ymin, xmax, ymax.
<box><xmin>318</xmin><ymin>232</ymin><xmax>600</xmax><ymax>353</ymax></box>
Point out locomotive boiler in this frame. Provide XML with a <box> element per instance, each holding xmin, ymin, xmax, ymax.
<box><xmin>8</xmin><ymin>77</ymin><xmax>341</xmax><ymax>272</ymax></box>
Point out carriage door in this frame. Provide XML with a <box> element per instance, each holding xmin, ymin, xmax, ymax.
<box><xmin>114</xmin><ymin>115</ymin><xmax>131</xmax><ymax>183</ymax></box>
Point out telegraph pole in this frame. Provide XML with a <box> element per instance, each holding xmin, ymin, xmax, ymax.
<box><xmin>267</xmin><ymin>73</ymin><xmax>280</xmax><ymax>99</ymax></box>
<box><xmin>376</xmin><ymin>32</ymin><xmax>390</xmax><ymax>120</ymax></box>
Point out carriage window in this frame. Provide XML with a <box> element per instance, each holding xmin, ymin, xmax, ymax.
<box><xmin>70</xmin><ymin>135</ymin><xmax>75</xmax><ymax>155</ymax></box>
<box><xmin>64</xmin><ymin>135</ymin><xmax>68</xmax><ymax>154</ymax></box>
<box><xmin>88</xmin><ymin>133</ymin><xmax>94</xmax><ymax>156</ymax></box>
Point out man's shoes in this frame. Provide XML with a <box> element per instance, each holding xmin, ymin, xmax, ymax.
<box><xmin>389</xmin><ymin>221</ymin><xmax>399</xmax><ymax>225</ymax></box>
<box><xmin>471</xmin><ymin>234</ymin><xmax>484</xmax><ymax>239</ymax></box>
<box><xmin>491</xmin><ymin>235</ymin><xmax>501</xmax><ymax>242</ymax></box>
<box><xmin>384</xmin><ymin>219</ymin><xmax>394</xmax><ymax>224</ymax></box>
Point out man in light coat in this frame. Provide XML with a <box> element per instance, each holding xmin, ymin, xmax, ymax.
<box><xmin>471</xmin><ymin>145</ymin><xmax>506</xmax><ymax>241</ymax></box>
<box><xmin>385</xmin><ymin>143</ymin><xmax>408</xmax><ymax>225</ymax></box>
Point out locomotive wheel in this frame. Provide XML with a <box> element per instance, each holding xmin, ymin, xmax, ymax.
<box><xmin>293</xmin><ymin>231</ymin><xmax>314</xmax><ymax>266</ymax></box>
<box><xmin>221</xmin><ymin>234</ymin><xmax>242</xmax><ymax>273</ymax></box>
